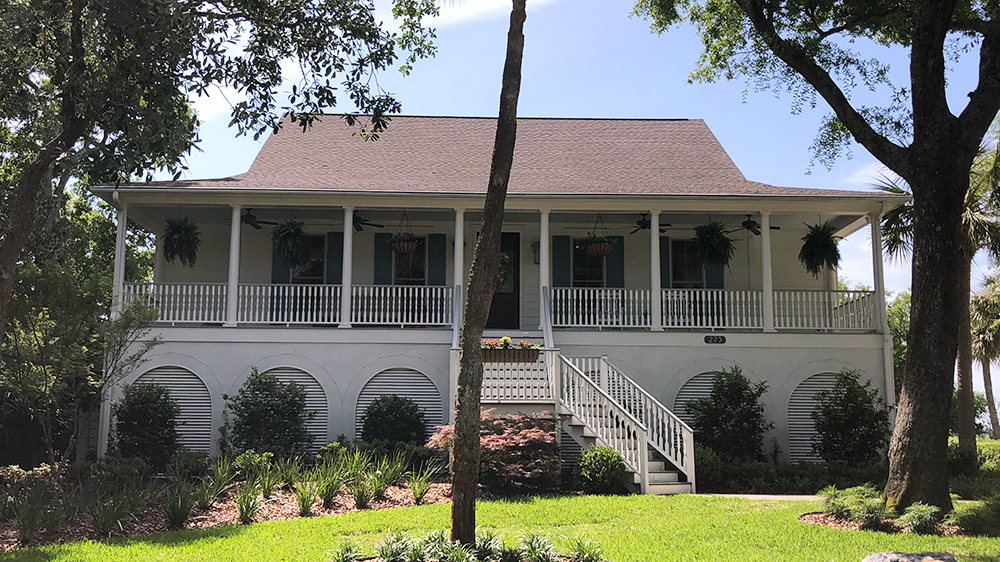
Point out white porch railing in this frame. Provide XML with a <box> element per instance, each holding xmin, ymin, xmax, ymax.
<box><xmin>567</xmin><ymin>356</ymin><xmax>695</xmax><ymax>489</ymax></box>
<box><xmin>662</xmin><ymin>289</ymin><xmax>763</xmax><ymax>329</ymax></box>
<box><xmin>550</xmin><ymin>287</ymin><xmax>651</xmax><ymax>328</ymax></box>
<box><xmin>238</xmin><ymin>284</ymin><xmax>341</xmax><ymax>324</ymax></box>
<box><xmin>558</xmin><ymin>355</ymin><xmax>648</xmax><ymax>492</ymax></box>
<box><xmin>123</xmin><ymin>282</ymin><xmax>227</xmax><ymax>323</ymax></box>
<box><xmin>481</xmin><ymin>349</ymin><xmax>557</xmax><ymax>402</ymax></box>
<box><xmin>351</xmin><ymin>285</ymin><xmax>454</xmax><ymax>326</ymax></box>
<box><xmin>773</xmin><ymin>290</ymin><xmax>877</xmax><ymax>331</ymax></box>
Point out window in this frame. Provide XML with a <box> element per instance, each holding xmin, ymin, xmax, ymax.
<box><xmin>290</xmin><ymin>236</ymin><xmax>325</xmax><ymax>284</ymax></box>
<box><xmin>393</xmin><ymin>237</ymin><xmax>426</xmax><ymax>285</ymax></box>
<box><xmin>572</xmin><ymin>239</ymin><xmax>605</xmax><ymax>287</ymax></box>
<box><xmin>671</xmin><ymin>240</ymin><xmax>704</xmax><ymax>289</ymax></box>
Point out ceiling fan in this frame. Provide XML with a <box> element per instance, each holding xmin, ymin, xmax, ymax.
<box><xmin>353</xmin><ymin>211</ymin><xmax>384</xmax><ymax>232</ymax></box>
<box><xmin>728</xmin><ymin>214</ymin><xmax>780</xmax><ymax>237</ymax></box>
<box><xmin>629</xmin><ymin>213</ymin><xmax>671</xmax><ymax>234</ymax></box>
<box><xmin>241</xmin><ymin>209</ymin><xmax>280</xmax><ymax>230</ymax></box>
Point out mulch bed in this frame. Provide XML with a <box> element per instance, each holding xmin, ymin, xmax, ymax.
<box><xmin>799</xmin><ymin>511</ymin><xmax>962</xmax><ymax>536</ymax></box>
<box><xmin>0</xmin><ymin>482</ymin><xmax>452</xmax><ymax>552</ymax></box>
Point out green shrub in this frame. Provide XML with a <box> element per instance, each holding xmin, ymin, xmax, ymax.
<box><xmin>349</xmin><ymin>473</ymin><xmax>375</xmax><ymax>509</ymax></box>
<box><xmin>950</xmin><ymin>472</ymin><xmax>1000</xmax><ymax>500</ymax></box>
<box><xmin>693</xmin><ymin>444</ymin><xmax>725</xmax><ymax>491</ymax></box>
<box><xmin>575</xmin><ymin>446</ymin><xmax>627</xmax><ymax>494</ymax></box>
<box><xmin>163</xmin><ymin>480</ymin><xmax>192</xmax><ymax>530</ymax></box>
<box><xmin>819</xmin><ymin>484</ymin><xmax>887</xmax><ymax>529</ymax></box>
<box><xmin>520</xmin><ymin>533</ymin><xmax>557</xmax><ymax>562</ymax></box>
<box><xmin>409</xmin><ymin>462</ymin><xmax>437</xmax><ymax>505</ymax></box>
<box><xmin>687</xmin><ymin>366</ymin><xmax>773</xmax><ymax>462</ymax></box>
<box><xmin>12</xmin><ymin>488</ymin><xmax>46</xmax><ymax>545</ymax></box>
<box><xmin>375</xmin><ymin>530</ymin><xmax>412</xmax><ymax>562</ymax></box>
<box><xmin>294</xmin><ymin>478</ymin><xmax>318</xmax><ymax>516</ymax></box>
<box><xmin>234</xmin><ymin>482</ymin><xmax>261</xmax><ymax>524</ymax></box>
<box><xmin>897</xmin><ymin>502</ymin><xmax>941</xmax><ymax>534</ymax></box>
<box><xmin>944</xmin><ymin>495</ymin><xmax>1000</xmax><ymax>536</ymax></box>
<box><xmin>316</xmin><ymin>462</ymin><xmax>346</xmax><ymax>509</ymax></box>
<box><xmin>361</xmin><ymin>394</ymin><xmax>428</xmax><ymax>445</ymax></box>
<box><xmin>224</xmin><ymin>368</ymin><xmax>314</xmax><ymax>457</ymax></box>
<box><xmin>571</xmin><ymin>538</ymin><xmax>607</xmax><ymax>562</ymax></box>
<box><xmin>112</xmin><ymin>383</ymin><xmax>180</xmax><ymax>471</ymax></box>
<box><xmin>474</xmin><ymin>528</ymin><xmax>503</xmax><ymax>562</ymax></box>
<box><xmin>812</xmin><ymin>369</ymin><xmax>890</xmax><ymax>464</ymax></box>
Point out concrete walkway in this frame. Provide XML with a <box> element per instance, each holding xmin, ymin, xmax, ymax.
<box><xmin>701</xmin><ymin>493</ymin><xmax>822</xmax><ymax>501</ymax></box>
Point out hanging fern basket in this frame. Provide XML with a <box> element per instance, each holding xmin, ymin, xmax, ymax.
<box><xmin>162</xmin><ymin>216</ymin><xmax>201</xmax><ymax>269</ymax></box>
<box><xmin>693</xmin><ymin>221</ymin><xmax>736</xmax><ymax>267</ymax></box>
<box><xmin>272</xmin><ymin>219</ymin><xmax>310</xmax><ymax>268</ymax></box>
<box><xmin>391</xmin><ymin>212</ymin><xmax>418</xmax><ymax>255</ymax></box>
<box><xmin>799</xmin><ymin>221</ymin><xmax>841</xmax><ymax>277</ymax></box>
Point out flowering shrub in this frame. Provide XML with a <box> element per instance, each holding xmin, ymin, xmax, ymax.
<box><xmin>427</xmin><ymin>409</ymin><xmax>559</xmax><ymax>496</ymax></box>
<box><xmin>481</xmin><ymin>336</ymin><xmax>541</xmax><ymax>349</ymax></box>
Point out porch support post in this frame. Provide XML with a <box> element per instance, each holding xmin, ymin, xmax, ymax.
<box><xmin>225</xmin><ymin>205</ymin><xmax>241</xmax><ymax>326</ymax></box>
<box><xmin>649</xmin><ymin>211</ymin><xmax>663</xmax><ymax>331</ymax></box>
<box><xmin>339</xmin><ymin>206</ymin><xmax>354</xmax><ymax>328</ymax></box>
<box><xmin>871</xmin><ymin>208</ymin><xmax>896</xmax><ymax>405</ymax></box>
<box><xmin>454</xmin><ymin>209</ymin><xmax>465</xmax><ymax>327</ymax></box>
<box><xmin>111</xmin><ymin>204</ymin><xmax>128</xmax><ymax>319</ymax></box>
<box><xmin>760</xmin><ymin>212</ymin><xmax>776</xmax><ymax>332</ymax></box>
<box><xmin>539</xmin><ymin>210</ymin><xmax>550</xmax><ymax>330</ymax></box>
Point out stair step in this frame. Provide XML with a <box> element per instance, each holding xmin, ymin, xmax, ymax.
<box><xmin>648</xmin><ymin>471</ymin><xmax>680</xmax><ymax>484</ymax></box>
<box><xmin>647</xmin><ymin>460</ymin><xmax>666</xmax><ymax>472</ymax></box>
<box><xmin>645</xmin><ymin>482</ymin><xmax>694</xmax><ymax>495</ymax></box>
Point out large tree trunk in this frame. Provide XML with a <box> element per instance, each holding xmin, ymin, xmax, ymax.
<box><xmin>956</xmin><ymin>253</ymin><xmax>977</xmax><ymax>452</ymax></box>
<box><xmin>981</xmin><ymin>359</ymin><xmax>999</xmax><ymax>439</ymax></box>
<box><xmin>450</xmin><ymin>0</ymin><xmax>526</xmax><ymax>546</ymax></box>
<box><xmin>884</xmin><ymin>159</ymin><xmax>969</xmax><ymax>514</ymax></box>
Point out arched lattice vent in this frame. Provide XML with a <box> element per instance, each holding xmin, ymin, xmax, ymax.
<box><xmin>135</xmin><ymin>366</ymin><xmax>212</xmax><ymax>453</ymax></box>
<box><xmin>356</xmin><ymin>368</ymin><xmax>442</xmax><ymax>440</ymax></box>
<box><xmin>788</xmin><ymin>373</ymin><xmax>841</xmax><ymax>463</ymax></box>
<box><xmin>264</xmin><ymin>367</ymin><xmax>329</xmax><ymax>449</ymax></box>
<box><xmin>673</xmin><ymin>372</ymin><xmax>718</xmax><ymax>427</ymax></box>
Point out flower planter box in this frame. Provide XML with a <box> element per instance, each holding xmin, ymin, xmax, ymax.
<box><xmin>481</xmin><ymin>348</ymin><xmax>541</xmax><ymax>363</ymax></box>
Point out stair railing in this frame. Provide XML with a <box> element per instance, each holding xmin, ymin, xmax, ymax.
<box><xmin>599</xmin><ymin>357</ymin><xmax>695</xmax><ymax>491</ymax></box>
<box><xmin>557</xmin><ymin>355</ymin><xmax>648</xmax><ymax>492</ymax></box>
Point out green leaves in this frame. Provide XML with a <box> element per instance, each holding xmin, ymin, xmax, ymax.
<box><xmin>798</xmin><ymin>220</ymin><xmax>840</xmax><ymax>277</ymax></box>
<box><xmin>162</xmin><ymin>216</ymin><xmax>201</xmax><ymax>269</ymax></box>
<box><xmin>693</xmin><ymin>220</ymin><xmax>735</xmax><ymax>267</ymax></box>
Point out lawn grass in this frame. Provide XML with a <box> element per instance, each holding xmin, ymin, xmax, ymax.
<box><xmin>6</xmin><ymin>495</ymin><xmax>999</xmax><ymax>562</ymax></box>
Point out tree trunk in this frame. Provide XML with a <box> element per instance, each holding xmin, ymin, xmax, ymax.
<box><xmin>884</xmin><ymin>160</ymin><xmax>968</xmax><ymax>514</ymax></box>
<box><xmin>983</xmin><ymin>359</ymin><xmax>1000</xmax><ymax>439</ymax></box>
<box><xmin>450</xmin><ymin>0</ymin><xmax>526</xmax><ymax>546</ymax></box>
<box><xmin>956</xmin><ymin>253</ymin><xmax>977</xmax><ymax>452</ymax></box>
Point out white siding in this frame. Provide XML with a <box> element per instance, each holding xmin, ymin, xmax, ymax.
<box><xmin>136</xmin><ymin>366</ymin><xmax>213</xmax><ymax>453</ymax></box>
<box><xmin>264</xmin><ymin>367</ymin><xmax>329</xmax><ymax>449</ymax></box>
<box><xmin>356</xmin><ymin>368</ymin><xmax>443</xmax><ymax>440</ymax></box>
<box><xmin>787</xmin><ymin>373</ymin><xmax>840</xmax><ymax>462</ymax></box>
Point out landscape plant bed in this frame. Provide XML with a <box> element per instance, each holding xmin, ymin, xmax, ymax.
<box><xmin>799</xmin><ymin>511</ymin><xmax>962</xmax><ymax>536</ymax></box>
<box><xmin>0</xmin><ymin>482</ymin><xmax>451</xmax><ymax>552</ymax></box>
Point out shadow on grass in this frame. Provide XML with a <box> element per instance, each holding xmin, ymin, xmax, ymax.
<box><xmin>6</xmin><ymin>524</ymin><xmax>252</xmax><ymax>562</ymax></box>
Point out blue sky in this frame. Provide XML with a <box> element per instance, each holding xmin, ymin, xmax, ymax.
<box><xmin>179</xmin><ymin>0</ymin><xmax>991</xmax><ymax>298</ymax></box>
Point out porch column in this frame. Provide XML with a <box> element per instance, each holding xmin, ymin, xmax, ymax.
<box><xmin>539</xmin><ymin>210</ymin><xmax>550</xmax><ymax>329</ymax></box>
<box><xmin>111</xmin><ymin>204</ymin><xmax>128</xmax><ymax>319</ymax></box>
<box><xmin>339</xmin><ymin>206</ymin><xmax>354</xmax><ymax>328</ymax></box>
<box><xmin>760</xmin><ymin>212</ymin><xmax>776</xmax><ymax>332</ymax></box>
<box><xmin>454</xmin><ymin>209</ymin><xmax>465</xmax><ymax>328</ymax></box>
<box><xmin>225</xmin><ymin>205</ymin><xmax>242</xmax><ymax>326</ymax></box>
<box><xmin>871</xmin><ymin>209</ymin><xmax>896</xmax><ymax>404</ymax></box>
<box><xmin>649</xmin><ymin>211</ymin><xmax>663</xmax><ymax>331</ymax></box>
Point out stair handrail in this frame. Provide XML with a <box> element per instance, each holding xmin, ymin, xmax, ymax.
<box><xmin>541</xmin><ymin>286</ymin><xmax>555</xmax><ymax>349</ymax></box>
<box><xmin>558</xmin><ymin>354</ymin><xmax>648</xmax><ymax>492</ymax></box>
<box><xmin>600</xmin><ymin>358</ymin><xmax>695</xmax><ymax>491</ymax></box>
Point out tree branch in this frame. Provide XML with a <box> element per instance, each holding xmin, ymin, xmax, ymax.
<box><xmin>734</xmin><ymin>0</ymin><xmax>909</xmax><ymax>173</ymax></box>
<box><xmin>958</xmin><ymin>20</ymin><xmax>1000</xmax><ymax>151</ymax></box>
<box><xmin>950</xmin><ymin>17</ymin><xmax>995</xmax><ymax>36</ymax></box>
<box><xmin>816</xmin><ymin>9</ymin><xmax>898</xmax><ymax>40</ymax></box>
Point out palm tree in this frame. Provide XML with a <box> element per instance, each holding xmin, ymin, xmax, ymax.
<box><xmin>971</xmin><ymin>273</ymin><xmax>1000</xmax><ymax>439</ymax></box>
<box><xmin>878</xmin><ymin>138</ymin><xmax>1000</xmax><ymax>453</ymax></box>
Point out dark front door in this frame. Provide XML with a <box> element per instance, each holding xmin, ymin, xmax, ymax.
<box><xmin>487</xmin><ymin>232</ymin><xmax>520</xmax><ymax>329</ymax></box>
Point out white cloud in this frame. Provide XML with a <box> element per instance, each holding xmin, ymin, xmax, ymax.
<box><xmin>842</xmin><ymin>161</ymin><xmax>892</xmax><ymax>188</ymax></box>
<box><xmin>190</xmin><ymin>86</ymin><xmax>246</xmax><ymax>123</ymax></box>
<box><xmin>375</xmin><ymin>0</ymin><xmax>563</xmax><ymax>28</ymax></box>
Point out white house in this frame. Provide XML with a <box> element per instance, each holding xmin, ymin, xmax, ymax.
<box><xmin>93</xmin><ymin>115</ymin><xmax>905</xmax><ymax>494</ymax></box>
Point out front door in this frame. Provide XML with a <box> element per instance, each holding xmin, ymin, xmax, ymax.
<box><xmin>487</xmin><ymin>232</ymin><xmax>520</xmax><ymax>329</ymax></box>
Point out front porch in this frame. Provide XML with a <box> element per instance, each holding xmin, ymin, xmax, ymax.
<box><xmin>123</xmin><ymin>281</ymin><xmax>880</xmax><ymax>332</ymax></box>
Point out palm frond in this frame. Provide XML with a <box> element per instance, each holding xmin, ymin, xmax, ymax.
<box><xmin>871</xmin><ymin>173</ymin><xmax>913</xmax><ymax>261</ymax></box>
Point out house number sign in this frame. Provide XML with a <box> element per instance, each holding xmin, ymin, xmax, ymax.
<box><xmin>704</xmin><ymin>335</ymin><xmax>727</xmax><ymax>344</ymax></box>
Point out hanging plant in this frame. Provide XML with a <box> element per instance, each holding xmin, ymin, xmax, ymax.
<box><xmin>693</xmin><ymin>221</ymin><xmax>735</xmax><ymax>267</ymax></box>
<box><xmin>272</xmin><ymin>219</ymin><xmax>310</xmax><ymax>268</ymax></box>
<box><xmin>583</xmin><ymin>214</ymin><xmax>615</xmax><ymax>256</ymax></box>
<box><xmin>799</xmin><ymin>220</ymin><xmax>841</xmax><ymax>277</ymax></box>
<box><xmin>162</xmin><ymin>216</ymin><xmax>201</xmax><ymax>269</ymax></box>
<box><xmin>391</xmin><ymin>213</ymin><xmax>418</xmax><ymax>255</ymax></box>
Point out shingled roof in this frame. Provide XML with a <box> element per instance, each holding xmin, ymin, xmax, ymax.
<box><xmin>117</xmin><ymin>115</ymin><xmax>871</xmax><ymax>197</ymax></box>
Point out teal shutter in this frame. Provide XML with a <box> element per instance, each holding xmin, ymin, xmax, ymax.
<box><xmin>659</xmin><ymin>236</ymin><xmax>670</xmax><ymax>288</ymax></box>
<box><xmin>605</xmin><ymin>235</ymin><xmax>625</xmax><ymax>288</ymax></box>
<box><xmin>427</xmin><ymin>233</ymin><xmax>447</xmax><ymax>285</ymax></box>
<box><xmin>706</xmin><ymin>262</ymin><xmax>724</xmax><ymax>289</ymax></box>
<box><xmin>326</xmin><ymin>232</ymin><xmax>344</xmax><ymax>284</ymax></box>
<box><xmin>552</xmin><ymin>236</ymin><xmax>571</xmax><ymax>287</ymax></box>
<box><xmin>271</xmin><ymin>246</ymin><xmax>290</xmax><ymax>284</ymax></box>
<box><xmin>373</xmin><ymin>233</ymin><xmax>393</xmax><ymax>285</ymax></box>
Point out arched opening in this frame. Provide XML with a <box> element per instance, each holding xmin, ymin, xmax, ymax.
<box><xmin>788</xmin><ymin>372</ymin><xmax>840</xmax><ymax>462</ymax></box>
<box><xmin>673</xmin><ymin>372</ymin><xmax>717</xmax><ymax>427</ymax></box>
<box><xmin>356</xmin><ymin>368</ymin><xmax>442</xmax><ymax>440</ymax></box>
<box><xmin>135</xmin><ymin>366</ymin><xmax>212</xmax><ymax>453</ymax></box>
<box><xmin>263</xmin><ymin>367</ymin><xmax>329</xmax><ymax>449</ymax></box>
